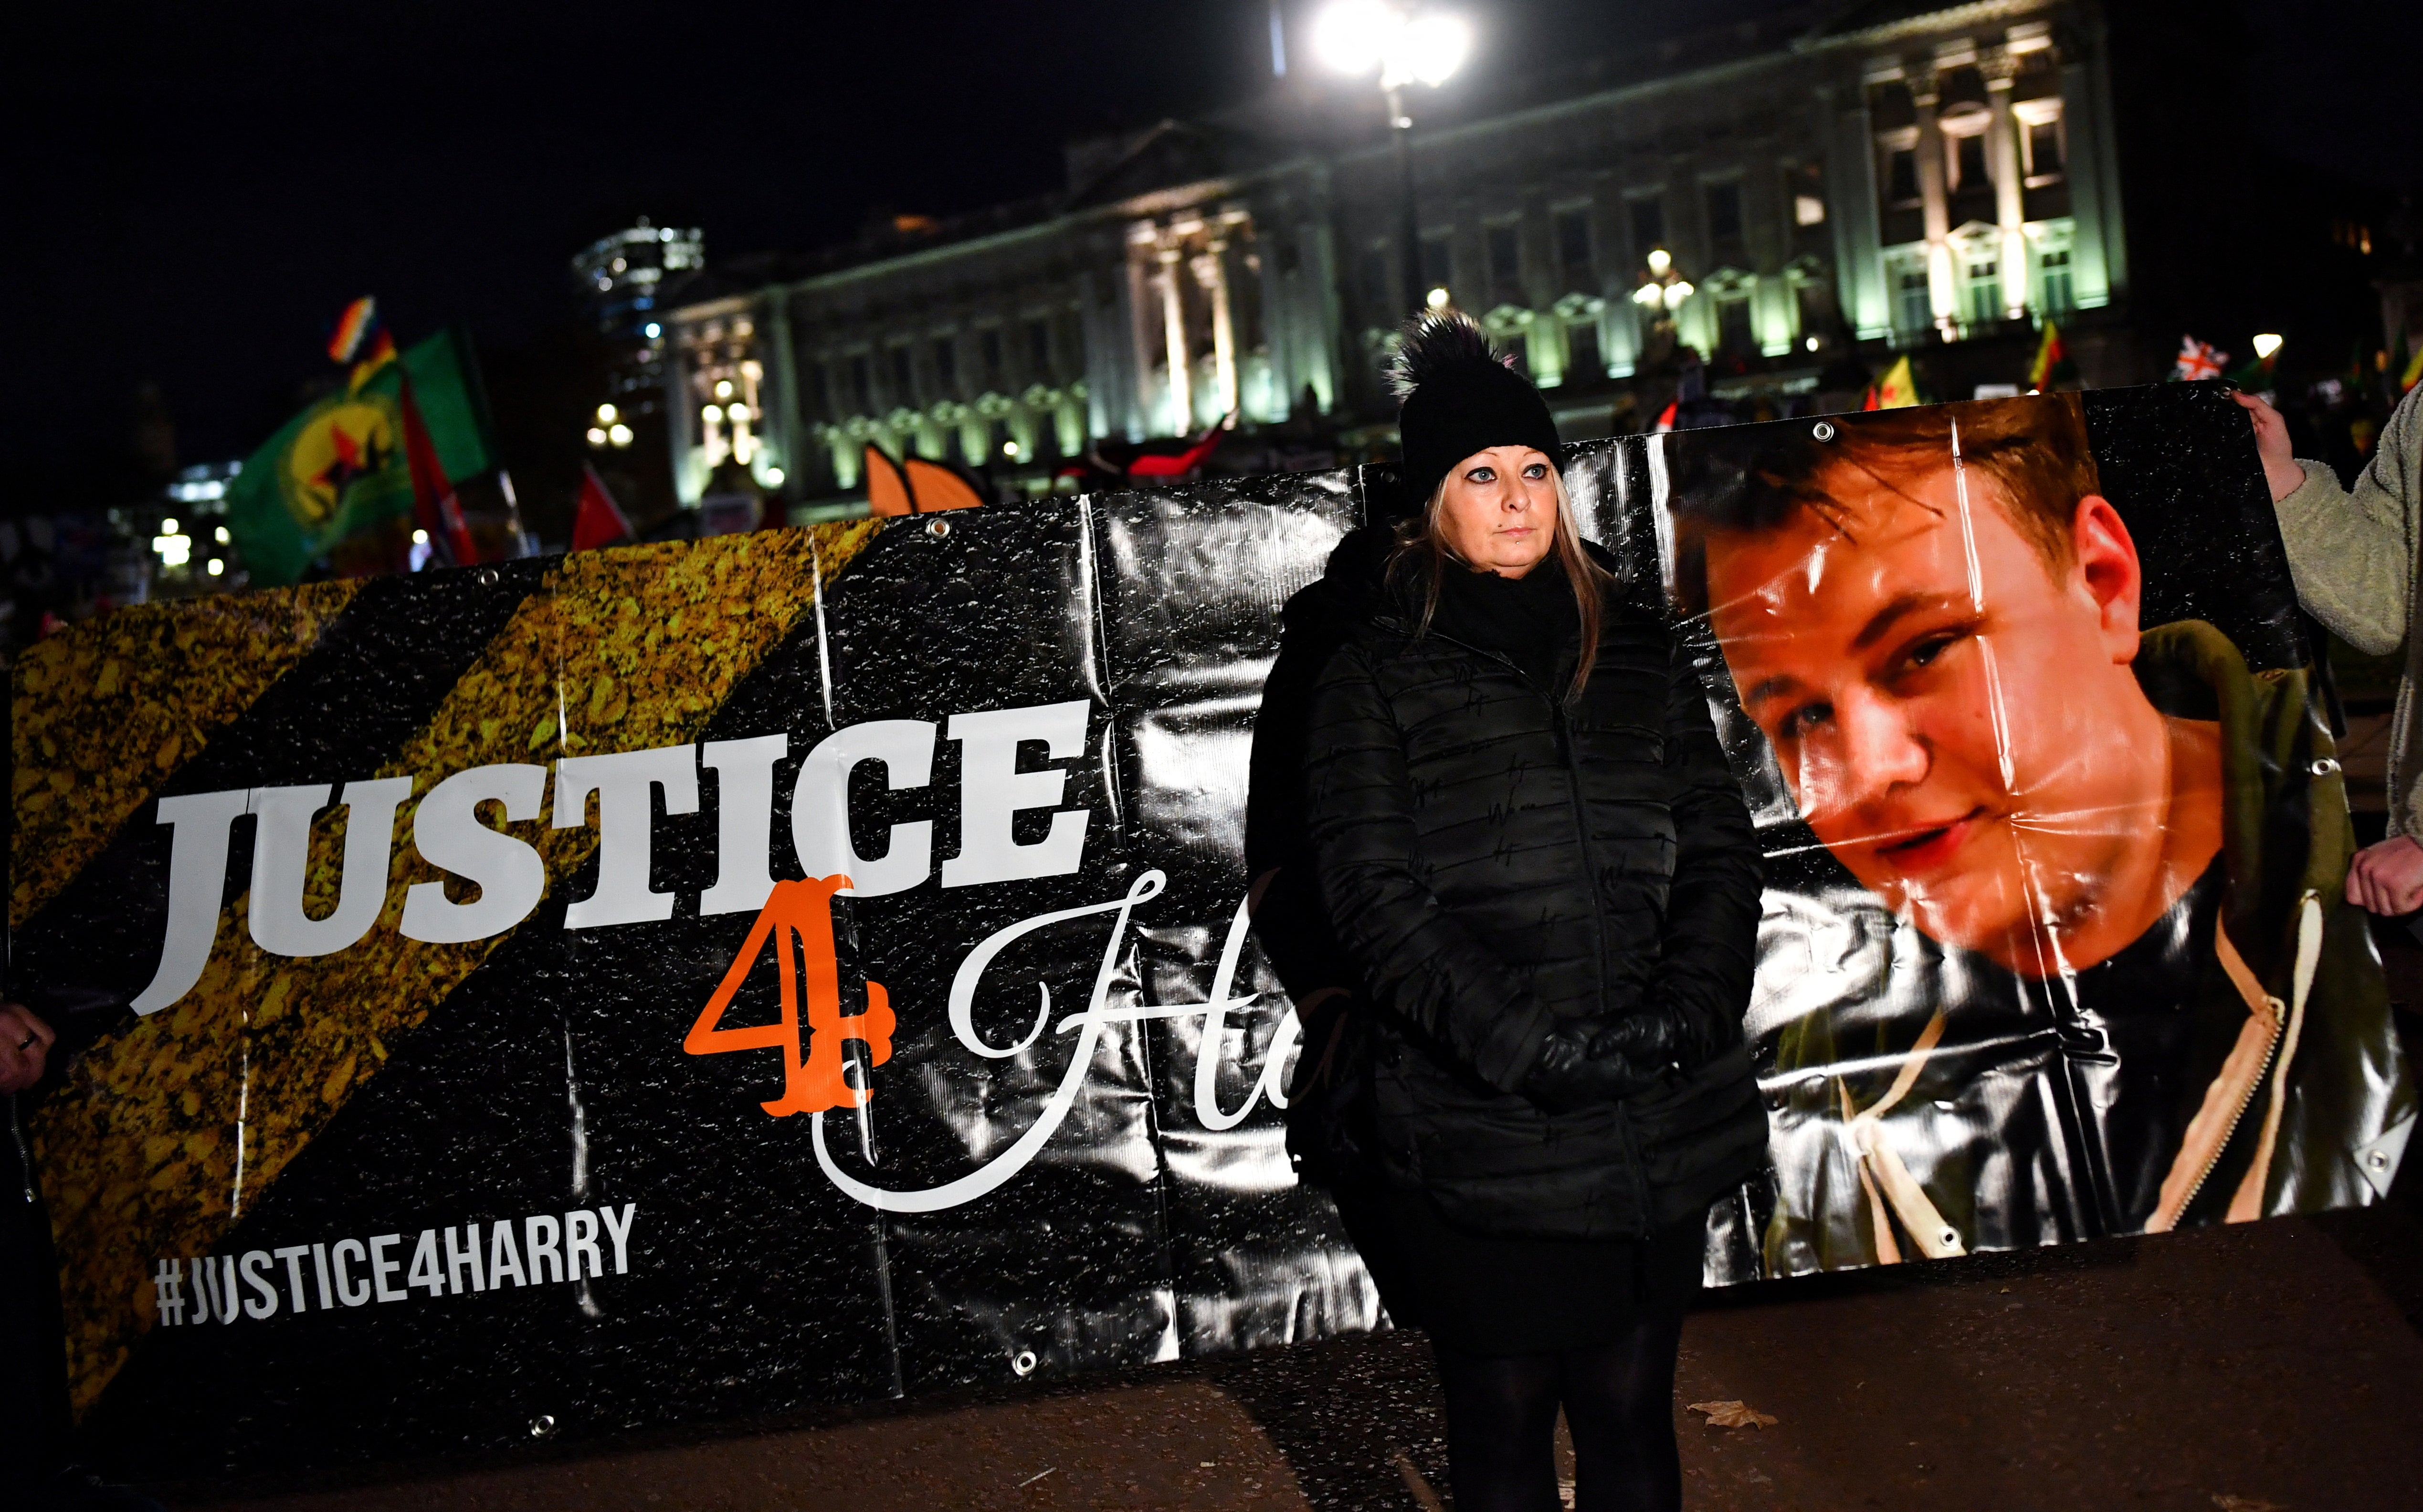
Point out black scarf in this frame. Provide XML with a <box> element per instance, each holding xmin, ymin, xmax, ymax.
<box><xmin>1425</xmin><ymin>554</ymin><xmax>1579</xmax><ymax>693</ymax></box>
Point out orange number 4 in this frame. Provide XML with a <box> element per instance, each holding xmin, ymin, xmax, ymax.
<box><xmin>685</xmin><ymin>876</ymin><xmax>897</xmax><ymax>1116</ymax></box>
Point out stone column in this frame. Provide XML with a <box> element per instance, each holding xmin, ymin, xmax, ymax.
<box><xmin>1827</xmin><ymin>82</ymin><xmax>1888</xmax><ymax>341</ymax></box>
<box><xmin>762</xmin><ymin>287</ymin><xmax>804</xmax><ymax>502</ymax></box>
<box><xmin>1125</xmin><ymin>226</ymin><xmax>1162</xmax><ymax>441</ymax></box>
<box><xmin>1256</xmin><ymin>222</ymin><xmax>1296</xmax><ymax>421</ymax></box>
<box><xmin>667</xmin><ymin>338</ymin><xmax>701</xmax><ymax>505</ymax></box>
<box><xmin>1194</xmin><ymin>243</ymin><xmax>1238</xmax><ymax>420</ymax></box>
<box><xmin>2059</xmin><ymin>57</ymin><xmax>2119</xmax><ymax>309</ymax></box>
<box><xmin>1156</xmin><ymin>248</ymin><xmax>1191</xmax><ymax>433</ymax></box>
<box><xmin>1985</xmin><ymin>53</ymin><xmax>2028</xmax><ymax>319</ymax></box>
<box><xmin>1912</xmin><ymin>70</ymin><xmax>1955</xmax><ymax>334</ymax></box>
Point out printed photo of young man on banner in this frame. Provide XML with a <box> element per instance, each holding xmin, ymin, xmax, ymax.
<box><xmin>1650</xmin><ymin>387</ymin><xmax>2417</xmax><ymax>1278</ymax></box>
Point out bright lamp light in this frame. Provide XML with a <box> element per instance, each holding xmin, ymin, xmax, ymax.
<box><xmin>1664</xmin><ymin>281</ymin><xmax>1695</xmax><ymax>310</ymax></box>
<box><xmin>1401</xmin><ymin>14</ymin><xmax>1469</xmax><ymax>85</ymax></box>
<box><xmin>1314</xmin><ymin>2</ymin><xmax>1466</xmax><ymax>88</ymax></box>
<box><xmin>1646</xmin><ymin>248</ymin><xmax>1672</xmax><ymax>277</ymax></box>
<box><xmin>2253</xmin><ymin>332</ymin><xmax>2284</xmax><ymax>360</ymax></box>
<box><xmin>1313</xmin><ymin>0</ymin><xmax>1392</xmax><ymax>74</ymax></box>
<box><xmin>1631</xmin><ymin>284</ymin><xmax>1664</xmax><ymax>308</ymax></box>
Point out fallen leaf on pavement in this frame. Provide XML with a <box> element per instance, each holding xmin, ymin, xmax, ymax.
<box><xmin>1687</xmin><ymin>1400</ymin><xmax>1779</xmax><ymax>1429</ymax></box>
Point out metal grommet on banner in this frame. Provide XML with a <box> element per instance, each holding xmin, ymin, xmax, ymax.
<box><xmin>2370</xmin><ymin>1150</ymin><xmax>2392</xmax><ymax>1171</ymax></box>
<box><xmin>475</xmin><ymin>567</ymin><xmax>500</xmax><ymax>587</ymax></box>
<box><xmin>1011</xmin><ymin>1349</ymin><xmax>1039</xmax><ymax>1377</ymax></box>
<box><xmin>528</xmin><ymin>1415</ymin><xmax>557</xmax><ymax>1438</ymax></box>
<box><xmin>1812</xmin><ymin>420</ymin><xmax>1837</xmax><ymax>442</ymax></box>
<box><xmin>2309</xmin><ymin>758</ymin><xmax>2341</xmax><ymax>777</ymax></box>
<box><xmin>927</xmin><ymin>518</ymin><xmax>952</xmax><ymax>539</ymax></box>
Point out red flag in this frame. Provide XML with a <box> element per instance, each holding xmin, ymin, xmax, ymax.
<box><xmin>399</xmin><ymin>373</ymin><xmax>479</xmax><ymax>567</ymax></box>
<box><xmin>1124</xmin><ymin>423</ymin><xmax>1228</xmax><ymax>480</ymax></box>
<box><xmin>572</xmin><ymin>465</ymin><xmax>633</xmax><ymax>551</ymax></box>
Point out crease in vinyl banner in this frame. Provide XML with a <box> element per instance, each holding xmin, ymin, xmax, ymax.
<box><xmin>813</xmin><ymin>869</ymin><xmax>1167</xmax><ymax>1212</ymax></box>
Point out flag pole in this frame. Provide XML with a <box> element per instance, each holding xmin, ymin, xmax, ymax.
<box><xmin>497</xmin><ymin>469</ymin><xmax>537</xmax><ymax>557</ymax></box>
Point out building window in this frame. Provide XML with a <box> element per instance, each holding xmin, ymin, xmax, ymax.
<box><xmin>933</xmin><ymin>337</ymin><xmax>958</xmax><ymax>396</ymax></box>
<box><xmin>982</xmin><ymin>328</ymin><xmax>1004</xmax><ymax>387</ymax></box>
<box><xmin>1360</xmin><ymin>245</ymin><xmax>1391</xmax><ymax>308</ymax></box>
<box><xmin>1964</xmin><ymin>257</ymin><xmax>2001</xmax><ymax>325</ymax></box>
<box><xmin>1716</xmin><ymin>295</ymin><xmax>1755</xmax><ymax>356</ymax></box>
<box><xmin>1628</xmin><ymin>197</ymin><xmax>1665</xmax><ymax>255</ymax></box>
<box><xmin>1884</xmin><ymin>147</ymin><xmax>1920</xmax><ymax>207</ymax></box>
<box><xmin>2039</xmin><ymin>249</ymin><xmax>2074</xmax><ymax>315</ymax></box>
<box><xmin>2025</xmin><ymin>118</ymin><xmax>2065</xmax><ymax>180</ymax></box>
<box><xmin>891</xmin><ymin>345</ymin><xmax>916</xmax><ymax>405</ymax></box>
<box><xmin>1795</xmin><ymin>282</ymin><xmax>1829</xmax><ymax>343</ymax></box>
<box><xmin>1555</xmin><ymin>208</ymin><xmax>1593</xmax><ymax>287</ymax></box>
<box><xmin>850</xmin><ymin>353</ymin><xmax>873</xmax><ymax>415</ymax></box>
<box><xmin>1896</xmin><ymin>268</ymin><xmax>1931</xmax><ymax>335</ymax></box>
<box><xmin>1487</xmin><ymin>223</ymin><xmax>1521</xmax><ymax>300</ymax></box>
<box><xmin>1421</xmin><ymin>233</ymin><xmax>1453</xmax><ymax>293</ymax></box>
<box><xmin>1785</xmin><ymin>161</ymin><xmax>1827</xmax><ymax>231</ymax></box>
<box><xmin>1278</xmin><ymin>237</ymin><xmax>1301</xmax><ymax>276</ymax></box>
<box><xmin>1567</xmin><ymin>320</ymin><xmax>1601</xmax><ymax>380</ymax></box>
<box><xmin>1705</xmin><ymin>181</ymin><xmax>1743</xmax><ymax>244</ymax></box>
<box><xmin>1028</xmin><ymin>318</ymin><xmax>1053</xmax><ymax>380</ymax></box>
<box><xmin>1952</xmin><ymin>132</ymin><xmax>1990</xmax><ymax>193</ymax></box>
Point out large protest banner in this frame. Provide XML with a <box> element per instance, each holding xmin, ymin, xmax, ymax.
<box><xmin>11</xmin><ymin>382</ymin><xmax>2411</xmax><ymax>1476</ymax></box>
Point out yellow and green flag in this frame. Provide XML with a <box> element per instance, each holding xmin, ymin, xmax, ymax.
<box><xmin>2028</xmin><ymin>321</ymin><xmax>2078</xmax><ymax>390</ymax></box>
<box><xmin>225</xmin><ymin>329</ymin><xmax>494</xmax><ymax>585</ymax></box>
<box><xmin>1865</xmin><ymin>354</ymin><xmax>1922</xmax><ymax>410</ymax></box>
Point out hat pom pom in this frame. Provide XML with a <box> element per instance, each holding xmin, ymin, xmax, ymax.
<box><xmin>1385</xmin><ymin>310</ymin><xmax>1514</xmax><ymax>400</ymax></box>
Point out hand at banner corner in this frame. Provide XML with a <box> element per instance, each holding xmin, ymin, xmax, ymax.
<box><xmin>0</xmin><ymin>1002</ymin><xmax>55</xmax><ymax>1094</ymax></box>
<box><xmin>2347</xmin><ymin>835</ymin><xmax>2423</xmax><ymax>917</ymax></box>
<box><xmin>2233</xmin><ymin>391</ymin><xmax>2306</xmax><ymax>505</ymax></box>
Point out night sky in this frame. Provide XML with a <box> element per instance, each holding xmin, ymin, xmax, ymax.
<box><xmin>6</xmin><ymin>0</ymin><xmax>2412</xmax><ymax>495</ymax></box>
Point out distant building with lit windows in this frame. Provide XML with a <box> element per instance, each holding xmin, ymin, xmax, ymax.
<box><xmin>661</xmin><ymin>0</ymin><xmax>2147</xmax><ymax>511</ymax></box>
<box><xmin>572</xmin><ymin>220</ymin><xmax>705</xmax><ymax>465</ymax></box>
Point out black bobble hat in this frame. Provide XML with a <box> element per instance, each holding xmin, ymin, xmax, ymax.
<box><xmin>1389</xmin><ymin>311</ymin><xmax>1562</xmax><ymax>507</ymax></box>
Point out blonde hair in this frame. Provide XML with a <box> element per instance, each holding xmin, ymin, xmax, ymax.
<box><xmin>1390</xmin><ymin>465</ymin><xmax>1613</xmax><ymax>701</ymax></box>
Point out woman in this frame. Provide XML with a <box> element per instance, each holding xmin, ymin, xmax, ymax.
<box><xmin>1252</xmin><ymin>313</ymin><xmax>1767</xmax><ymax>1512</ymax></box>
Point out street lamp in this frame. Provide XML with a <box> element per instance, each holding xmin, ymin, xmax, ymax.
<box><xmin>1631</xmin><ymin>248</ymin><xmax>1695</xmax><ymax>317</ymax></box>
<box><xmin>1315</xmin><ymin>2</ymin><xmax>1471</xmax><ymax>317</ymax></box>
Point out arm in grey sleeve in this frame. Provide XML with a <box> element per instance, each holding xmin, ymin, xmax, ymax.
<box><xmin>2274</xmin><ymin>384</ymin><xmax>2423</xmax><ymax>657</ymax></box>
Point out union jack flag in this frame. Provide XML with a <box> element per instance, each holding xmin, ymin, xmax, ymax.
<box><xmin>2173</xmin><ymin>335</ymin><xmax>2228</xmax><ymax>382</ymax></box>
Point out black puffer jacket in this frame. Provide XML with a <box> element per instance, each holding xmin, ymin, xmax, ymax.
<box><xmin>1273</xmin><ymin>525</ymin><xmax>1767</xmax><ymax>1240</ymax></box>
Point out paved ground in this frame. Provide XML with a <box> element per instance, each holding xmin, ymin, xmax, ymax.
<box><xmin>169</xmin><ymin>1200</ymin><xmax>2423</xmax><ymax>1512</ymax></box>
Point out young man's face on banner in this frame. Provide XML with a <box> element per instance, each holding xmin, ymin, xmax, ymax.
<box><xmin>1700</xmin><ymin>450</ymin><xmax>2205</xmax><ymax>973</ymax></box>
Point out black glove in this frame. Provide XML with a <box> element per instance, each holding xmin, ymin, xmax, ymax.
<box><xmin>1586</xmin><ymin>1011</ymin><xmax>1688</xmax><ymax>1075</ymax></box>
<box><xmin>1520</xmin><ymin>1010</ymin><xmax>1687</xmax><ymax>1113</ymax></box>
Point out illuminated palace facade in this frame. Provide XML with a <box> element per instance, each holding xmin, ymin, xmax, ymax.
<box><xmin>664</xmin><ymin>0</ymin><xmax>2124</xmax><ymax>510</ymax></box>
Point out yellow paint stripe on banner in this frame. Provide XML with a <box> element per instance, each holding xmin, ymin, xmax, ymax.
<box><xmin>10</xmin><ymin>582</ymin><xmax>363</xmax><ymax>927</ymax></box>
<box><xmin>34</xmin><ymin>522</ymin><xmax>879</xmax><ymax>1413</ymax></box>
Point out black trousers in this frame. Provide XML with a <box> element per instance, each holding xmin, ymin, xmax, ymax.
<box><xmin>3</xmin><ymin>1095</ymin><xmax>73</xmax><ymax>1496</ymax></box>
